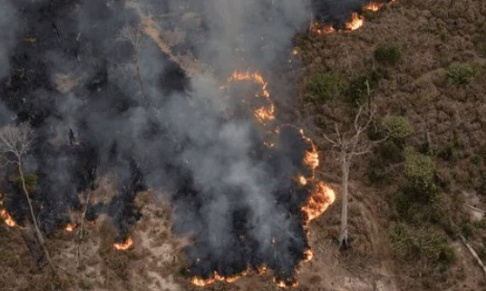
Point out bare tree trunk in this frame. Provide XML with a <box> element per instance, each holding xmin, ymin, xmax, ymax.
<box><xmin>18</xmin><ymin>162</ymin><xmax>57</xmax><ymax>276</ymax></box>
<box><xmin>339</xmin><ymin>151</ymin><xmax>350</xmax><ymax>249</ymax></box>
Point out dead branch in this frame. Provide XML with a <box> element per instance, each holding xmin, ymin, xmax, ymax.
<box><xmin>459</xmin><ymin>234</ymin><xmax>486</xmax><ymax>277</ymax></box>
<box><xmin>0</xmin><ymin>123</ymin><xmax>58</xmax><ymax>276</ymax></box>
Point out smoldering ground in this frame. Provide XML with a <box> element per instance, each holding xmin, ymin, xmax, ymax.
<box><xmin>0</xmin><ymin>0</ymin><xmax>369</xmax><ymax>285</ymax></box>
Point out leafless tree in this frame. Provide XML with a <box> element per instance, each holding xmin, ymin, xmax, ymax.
<box><xmin>323</xmin><ymin>106</ymin><xmax>386</xmax><ymax>249</ymax></box>
<box><xmin>0</xmin><ymin>123</ymin><xmax>57</xmax><ymax>275</ymax></box>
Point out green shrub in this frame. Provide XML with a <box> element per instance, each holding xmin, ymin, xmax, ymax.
<box><xmin>381</xmin><ymin>116</ymin><xmax>413</xmax><ymax>143</ymax></box>
<box><xmin>438</xmin><ymin>245</ymin><xmax>456</xmax><ymax>265</ymax></box>
<box><xmin>374</xmin><ymin>44</ymin><xmax>402</xmax><ymax>66</ymax></box>
<box><xmin>304</xmin><ymin>72</ymin><xmax>344</xmax><ymax>102</ymax></box>
<box><xmin>380</xmin><ymin>140</ymin><xmax>402</xmax><ymax>162</ymax></box>
<box><xmin>388</xmin><ymin>223</ymin><xmax>451</xmax><ymax>264</ymax></box>
<box><xmin>347</xmin><ymin>76</ymin><xmax>369</xmax><ymax>105</ymax></box>
<box><xmin>446</xmin><ymin>62</ymin><xmax>481</xmax><ymax>86</ymax></box>
<box><xmin>404</xmin><ymin>148</ymin><xmax>435</xmax><ymax>183</ymax></box>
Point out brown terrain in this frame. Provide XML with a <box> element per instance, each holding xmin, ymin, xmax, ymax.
<box><xmin>2</xmin><ymin>0</ymin><xmax>486</xmax><ymax>290</ymax></box>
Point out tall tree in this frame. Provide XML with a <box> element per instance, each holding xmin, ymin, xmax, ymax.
<box><xmin>322</xmin><ymin>106</ymin><xmax>385</xmax><ymax>249</ymax></box>
<box><xmin>0</xmin><ymin>123</ymin><xmax>57</xmax><ymax>275</ymax></box>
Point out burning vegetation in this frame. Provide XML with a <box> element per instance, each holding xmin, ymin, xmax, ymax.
<box><xmin>0</xmin><ymin>0</ymin><xmax>354</xmax><ymax>289</ymax></box>
<box><xmin>113</xmin><ymin>237</ymin><xmax>134</xmax><ymax>251</ymax></box>
<box><xmin>311</xmin><ymin>0</ymin><xmax>398</xmax><ymax>35</ymax></box>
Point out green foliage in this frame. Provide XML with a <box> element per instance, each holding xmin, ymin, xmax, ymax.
<box><xmin>347</xmin><ymin>76</ymin><xmax>369</xmax><ymax>105</ymax></box>
<box><xmin>404</xmin><ymin>148</ymin><xmax>435</xmax><ymax>184</ymax></box>
<box><xmin>461</xmin><ymin>220</ymin><xmax>473</xmax><ymax>239</ymax></box>
<box><xmin>368</xmin><ymin>167</ymin><xmax>392</xmax><ymax>184</ymax></box>
<box><xmin>374</xmin><ymin>44</ymin><xmax>402</xmax><ymax>66</ymax></box>
<box><xmin>304</xmin><ymin>72</ymin><xmax>344</xmax><ymax>102</ymax></box>
<box><xmin>446</xmin><ymin>62</ymin><xmax>481</xmax><ymax>86</ymax></box>
<box><xmin>379</xmin><ymin>140</ymin><xmax>402</xmax><ymax>163</ymax></box>
<box><xmin>15</xmin><ymin>173</ymin><xmax>38</xmax><ymax>193</ymax></box>
<box><xmin>388</xmin><ymin>223</ymin><xmax>453</xmax><ymax>265</ymax></box>
<box><xmin>381</xmin><ymin>116</ymin><xmax>413</xmax><ymax>143</ymax></box>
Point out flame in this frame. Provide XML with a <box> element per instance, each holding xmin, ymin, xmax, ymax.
<box><xmin>304</xmin><ymin>146</ymin><xmax>319</xmax><ymax>170</ymax></box>
<box><xmin>303</xmin><ymin>249</ymin><xmax>313</xmax><ymax>262</ymax></box>
<box><xmin>0</xmin><ymin>209</ymin><xmax>17</xmax><ymax>227</ymax></box>
<box><xmin>65</xmin><ymin>223</ymin><xmax>76</xmax><ymax>232</ymax></box>
<box><xmin>345</xmin><ymin>12</ymin><xmax>364</xmax><ymax>31</ymax></box>
<box><xmin>301</xmin><ymin>182</ymin><xmax>336</xmax><ymax>222</ymax></box>
<box><xmin>227</xmin><ymin>71</ymin><xmax>276</xmax><ymax>122</ymax></box>
<box><xmin>273</xmin><ymin>278</ymin><xmax>299</xmax><ymax>289</ymax></box>
<box><xmin>310</xmin><ymin>1</ymin><xmax>398</xmax><ymax>36</ymax></box>
<box><xmin>363</xmin><ymin>2</ymin><xmax>385</xmax><ymax>12</ymax></box>
<box><xmin>298</xmin><ymin>175</ymin><xmax>308</xmax><ymax>186</ymax></box>
<box><xmin>113</xmin><ymin>237</ymin><xmax>134</xmax><ymax>250</ymax></box>
<box><xmin>254</xmin><ymin>104</ymin><xmax>275</xmax><ymax>122</ymax></box>
<box><xmin>310</xmin><ymin>23</ymin><xmax>335</xmax><ymax>36</ymax></box>
<box><xmin>191</xmin><ymin>270</ymin><xmax>248</xmax><ymax>287</ymax></box>
<box><xmin>192</xmin><ymin>73</ymin><xmax>336</xmax><ymax>288</ymax></box>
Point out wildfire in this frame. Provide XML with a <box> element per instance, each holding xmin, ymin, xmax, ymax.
<box><xmin>191</xmin><ymin>72</ymin><xmax>336</xmax><ymax>288</ymax></box>
<box><xmin>273</xmin><ymin>278</ymin><xmax>299</xmax><ymax>289</ymax></box>
<box><xmin>298</xmin><ymin>175</ymin><xmax>308</xmax><ymax>186</ymax></box>
<box><xmin>227</xmin><ymin>71</ymin><xmax>276</xmax><ymax>122</ymax></box>
<box><xmin>304</xmin><ymin>146</ymin><xmax>319</xmax><ymax>170</ymax></box>
<box><xmin>303</xmin><ymin>249</ymin><xmax>313</xmax><ymax>262</ymax></box>
<box><xmin>301</xmin><ymin>182</ymin><xmax>336</xmax><ymax>222</ymax></box>
<box><xmin>310</xmin><ymin>23</ymin><xmax>336</xmax><ymax>36</ymax></box>
<box><xmin>113</xmin><ymin>237</ymin><xmax>134</xmax><ymax>250</ymax></box>
<box><xmin>254</xmin><ymin>104</ymin><xmax>275</xmax><ymax>122</ymax></box>
<box><xmin>363</xmin><ymin>2</ymin><xmax>385</xmax><ymax>12</ymax></box>
<box><xmin>310</xmin><ymin>1</ymin><xmax>398</xmax><ymax>36</ymax></box>
<box><xmin>0</xmin><ymin>209</ymin><xmax>17</xmax><ymax>227</ymax></box>
<box><xmin>65</xmin><ymin>223</ymin><xmax>76</xmax><ymax>232</ymax></box>
<box><xmin>345</xmin><ymin>12</ymin><xmax>364</xmax><ymax>31</ymax></box>
<box><xmin>191</xmin><ymin>270</ymin><xmax>248</xmax><ymax>287</ymax></box>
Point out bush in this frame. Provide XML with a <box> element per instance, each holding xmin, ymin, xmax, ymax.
<box><xmin>304</xmin><ymin>72</ymin><xmax>344</xmax><ymax>102</ymax></box>
<box><xmin>347</xmin><ymin>76</ymin><xmax>369</xmax><ymax>105</ymax></box>
<box><xmin>374</xmin><ymin>44</ymin><xmax>402</xmax><ymax>66</ymax></box>
<box><xmin>388</xmin><ymin>223</ymin><xmax>452</xmax><ymax>264</ymax></box>
<box><xmin>404</xmin><ymin>148</ymin><xmax>435</xmax><ymax>183</ymax></box>
<box><xmin>379</xmin><ymin>140</ymin><xmax>402</xmax><ymax>162</ymax></box>
<box><xmin>446</xmin><ymin>62</ymin><xmax>481</xmax><ymax>86</ymax></box>
<box><xmin>381</xmin><ymin>116</ymin><xmax>413</xmax><ymax>143</ymax></box>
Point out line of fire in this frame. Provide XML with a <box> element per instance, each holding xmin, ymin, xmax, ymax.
<box><xmin>0</xmin><ymin>0</ymin><xmax>397</xmax><ymax>289</ymax></box>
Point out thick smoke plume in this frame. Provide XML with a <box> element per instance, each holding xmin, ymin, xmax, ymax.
<box><xmin>0</xmin><ymin>0</ymin><xmax>368</xmax><ymax>286</ymax></box>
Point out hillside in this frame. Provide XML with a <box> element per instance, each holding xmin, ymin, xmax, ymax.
<box><xmin>295</xmin><ymin>0</ymin><xmax>486</xmax><ymax>290</ymax></box>
<box><xmin>1</xmin><ymin>0</ymin><xmax>486</xmax><ymax>291</ymax></box>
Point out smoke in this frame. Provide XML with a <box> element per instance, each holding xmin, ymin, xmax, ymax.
<box><xmin>0</xmin><ymin>0</ymin><xmax>363</xmax><ymax>285</ymax></box>
<box><xmin>0</xmin><ymin>0</ymin><xmax>18</xmax><ymax>79</ymax></box>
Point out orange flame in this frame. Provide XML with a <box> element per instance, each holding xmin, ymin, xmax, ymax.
<box><xmin>304</xmin><ymin>146</ymin><xmax>319</xmax><ymax>170</ymax></box>
<box><xmin>310</xmin><ymin>1</ymin><xmax>398</xmax><ymax>36</ymax></box>
<box><xmin>65</xmin><ymin>223</ymin><xmax>76</xmax><ymax>232</ymax></box>
<box><xmin>0</xmin><ymin>209</ymin><xmax>17</xmax><ymax>227</ymax></box>
<box><xmin>303</xmin><ymin>249</ymin><xmax>313</xmax><ymax>262</ymax></box>
<box><xmin>227</xmin><ymin>71</ymin><xmax>276</xmax><ymax>123</ymax></box>
<box><xmin>345</xmin><ymin>12</ymin><xmax>364</xmax><ymax>31</ymax></box>
<box><xmin>301</xmin><ymin>182</ymin><xmax>336</xmax><ymax>222</ymax></box>
<box><xmin>298</xmin><ymin>175</ymin><xmax>308</xmax><ymax>186</ymax></box>
<box><xmin>310</xmin><ymin>23</ymin><xmax>336</xmax><ymax>36</ymax></box>
<box><xmin>191</xmin><ymin>270</ymin><xmax>248</xmax><ymax>287</ymax></box>
<box><xmin>273</xmin><ymin>278</ymin><xmax>299</xmax><ymax>289</ymax></box>
<box><xmin>363</xmin><ymin>2</ymin><xmax>385</xmax><ymax>12</ymax></box>
<box><xmin>113</xmin><ymin>237</ymin><xmax>134</xmax><ymax>250</ymax></box>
